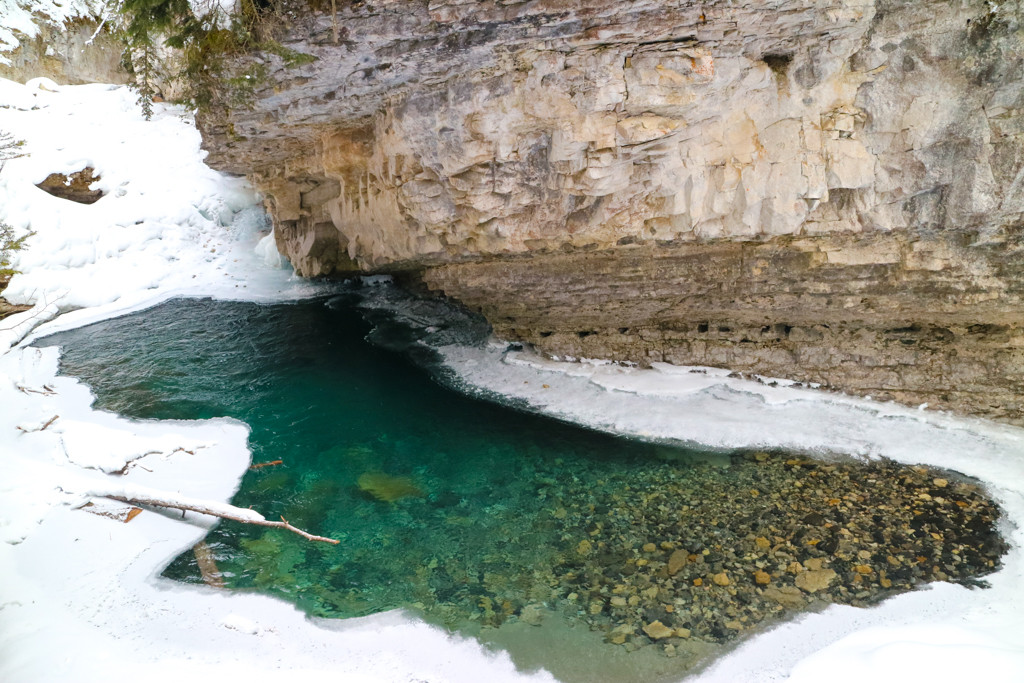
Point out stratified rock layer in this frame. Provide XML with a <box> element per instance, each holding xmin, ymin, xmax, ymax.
<box><xmin>423</xmin><ymin>231</ymin><xmax>1024</xmax><ymax>422</ymax></box>
<box><xmin>197</xmin><ymin>0</ymin><xmax>1024</xmax><ymax>422</ymax></box>
<box><xmin>0</xmin><ymin>20</ymin><xmax>126</xmax><ymax>86</ymax></box>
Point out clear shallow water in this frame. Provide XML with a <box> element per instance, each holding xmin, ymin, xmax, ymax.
<box><xmin>37</xmin><ymin>289</ymin><xmax>1007</xmax><ymax>682</ymax></box>
<box><xmin>37</xmin><ymin>291</ymin><xmax>731</xmax><ymax>679</ymax></box>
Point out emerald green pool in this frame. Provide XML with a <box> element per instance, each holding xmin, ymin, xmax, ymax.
<box><xmin>39</xmin><ymin>289</ymin><xmax>1006</xmax><ymax>682</ymax></box>
<box><xmin>38</xmin><ymin>291</ymin><xmax>729</xmax><ymax>680</ymax></box>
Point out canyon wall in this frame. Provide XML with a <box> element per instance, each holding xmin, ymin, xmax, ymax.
<box><xmin>0</xmin><ymin>21</ymin><xmax>125</xmax><ymax>86</ymax></box>
<box><xmin>198</xmin><ymin>0</ymin><xmax>1024</xmax><ymax>422</ymax></box>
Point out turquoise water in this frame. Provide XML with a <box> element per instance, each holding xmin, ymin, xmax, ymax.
<box><xmin>38</xmin><ymin>291</ymin><xmax>729</xmax><ymax>676</ymax></box>
<box><xmin>37</xmin><ymin>289</ymin><xmax>1007</xmax><ymax>682</ymax></box>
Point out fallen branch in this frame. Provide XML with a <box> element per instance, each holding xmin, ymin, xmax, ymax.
<box><xmin>249</xmin><ymin>459</ymin><xmax>283</xmax><ymax>470</ymax></box>
<box><xmin>17</xmin><ymin>414</ymin><xmax>58</xmax><ymax>433</ymax></box>
<box><xmin>113</xmin><ymin>445</ymin><xmax>204</xmax><ymax>475</ymax></box>
<box><xmin>193</xmin><ymin>540</ymin><xmax>225</xmax><ymax>588</ymax></box>
<box><xmin>16</xmin><ymin>383</ymin><xmax>56</xmax><ymax>396</ymax></box>
<box><xmin>99</xmin><ymin>492</ymin><xmax>340</xmax><ymax>544</ymax></box>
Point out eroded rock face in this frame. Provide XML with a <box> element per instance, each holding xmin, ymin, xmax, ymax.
<box><xmin>198</xmin><ymin>0</ymin><xmax>1024</xmax><ymax>422</ymax></box>
<box><xmin>0</xmin><ymin>21</ymin><xmax>126</xmax><ymax>86</ymax></box>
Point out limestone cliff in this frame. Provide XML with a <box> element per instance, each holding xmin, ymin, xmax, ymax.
<box><xmin>197</xmin><ymin>0</ymin><xmax>1024</xmax><ymax>423</ymax></box>
<box><xmin>0</xmin><ymin>20</ymin><xmax>126</xmax><ymax>86</ymax></box>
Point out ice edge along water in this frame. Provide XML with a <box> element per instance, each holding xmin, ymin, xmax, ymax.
<box><xmin>1</xmin><ymin>78</ymin><xmax>1023</xmax><ymax>683</ymax></box>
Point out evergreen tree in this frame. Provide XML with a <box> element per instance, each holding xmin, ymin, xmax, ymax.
<box><xmin>0</xmin><ymin>131</ymin><xmax>29</xmax><ymax>280</ymax></box>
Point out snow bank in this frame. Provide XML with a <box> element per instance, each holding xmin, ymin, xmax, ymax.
<box><xmin>0</xmin><ymin>76</ymin><xmax>320</xmax><ymax>351</ymax></box>
<box><xmin>0</xmin><ymin>348</ymin><xmax>546</xmax><ymax>683</ymax></box>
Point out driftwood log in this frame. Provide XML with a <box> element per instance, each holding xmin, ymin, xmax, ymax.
<box><xmin>102</xmin><ymin>493</ymin><xmax>340</xmax><ymax>544</ymax></box>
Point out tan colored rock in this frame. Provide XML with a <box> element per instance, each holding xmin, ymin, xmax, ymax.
<box><xmin>35</xmin><ymin>168</ymin><xmax>103</xmax><ymax>204</ymax></box>
<box><xmin>607</xmin><ymin>623</ymin><xmax>634</xmax><ymax>645</ymax></box>
<box><xmin>763</xmin><ymin>586</ymin><xmax>807</xmax><ymax>608</ymax></box>
<box><xmin>754</xmin><ymin>570</ymin><xmax>771</xmax><ymax>585</ymax></box>
<box><xmin>194</xmin><ymin>0</ymin><xmax>1024</xmax><ymax>425</ymax></box>
<box><xmin>519</xmin><ymin>603</ymin><xmax>545</xmax><ymax>626</ymax></box>
<box><xmin>795</xmin><ymin>569</ymin><xmax>838</xmax><ymax>593</ymax></box>
<box><xmin>803</xmin><ymin>558</ymin><xmax>825</xmax><ymax>571</ymax></box>
<box><xmin>667</xmin><ymin>549</ymin><xmax>688</xmax><ymax>576</ymax></box>
<box><xmin>712</xmin><ymin>572</ymin><xmax>730</xmax><ymax>587</ymax></box>
<box><xmin>642</xmin><ymin>621</ymin><xmax>675</xmax><ymax>640</ymax></box>
<box><xmin>0</xmin><ymin>20</ymin><xmax>127</xmax><ymax>87</ymax></box>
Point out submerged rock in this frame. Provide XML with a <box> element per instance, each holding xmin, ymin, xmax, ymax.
<box><xmin>545</xmin><ymin>450</ymin><xmax>1008</xmax><ymax>647</ymax></box>
<box><xmin>795</xmin><ymin>568</ymin><xmax>837</xmax><ymax>593</ymax></box>
<box><xmin>356</xmin><ymin>471</ymin><xmax>424</xmax><ymax>502</ymax></box>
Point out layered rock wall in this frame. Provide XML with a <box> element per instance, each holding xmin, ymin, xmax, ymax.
<box><xmin>198</xmin><ymin>0</ymin><xmax>1024</xmax><ymax>422</ymax></box>
<box><xmin>0</xmin><ymin>20</ymin><xmax>126</xmax><ymax>85</ymax></box>
<box><xmin>424</xmin><ymin>231</ymin><xmax>1024</xmax><ymax>422</ymax></box>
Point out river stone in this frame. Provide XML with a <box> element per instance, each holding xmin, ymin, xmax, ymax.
<box><xmin>607</xmin><ymin>623</ymin><xmax>634</xmax><ymax>645</ymax></box>
<box><xmin>642</xmin><ymin>620</ymin><xmax>675</xmax><ymax>640</ymax></box>
<box><xmin>762</xmin><ymin>586</ymin><xmax>807</xmax><ymax>608</ymax></box>
<box><xmin>520</xmin><ymin>603</ymin><xmax>545</xmax><ymax>626</ymax></box>
<box><xmin>795</xmin><ymin>568</ymin><xmax>838</xmax><ymax>593</ymax></box>
<box><xmin>668</xmin><ymin>549</ymin><xmax>688</xmax><ymax>576</ymax></box>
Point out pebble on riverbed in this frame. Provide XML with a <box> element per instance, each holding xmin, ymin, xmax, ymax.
<box><xmin>544</xmin><ymin>450</ymin><xmax>1008</xmax><ymax>651</ymax></box>
<box><xmin>249</xmin><ymin>446</ymin><xmax>1007</xmax><ymax>661</ymax></box>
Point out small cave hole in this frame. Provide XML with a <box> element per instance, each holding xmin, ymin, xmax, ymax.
<box><xmin>762</xmin><ymin>53</ymin><xmax>793</xmax><ymax>78</ymax></box>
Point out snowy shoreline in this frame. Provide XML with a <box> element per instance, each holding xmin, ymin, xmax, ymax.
<box><xmin>2</xmin><ymin>78</ymin><xmax>1023</xmax><ymax>683</ymax></box>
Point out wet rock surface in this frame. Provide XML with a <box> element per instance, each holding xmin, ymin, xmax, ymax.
<box><xmin>0</xmin><ymin>276</ymin><xmax>30</xmax><ymax>321</ymax></box>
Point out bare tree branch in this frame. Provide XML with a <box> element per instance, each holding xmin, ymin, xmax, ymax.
<box><xmin>100</xmin><ymin>493</ymin><xmax>340</xmax><ymax>544</ymax></box>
